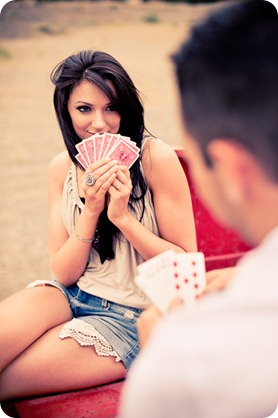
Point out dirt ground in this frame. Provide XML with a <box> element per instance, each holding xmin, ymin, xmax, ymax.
<box><xmin>0</xmin><ymin>0</ymin><xmax>224</xmax><ymax>301</ymax></box>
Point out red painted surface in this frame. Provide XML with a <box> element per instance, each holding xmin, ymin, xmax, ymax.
<box><xmin>1</xmin><ymin>380</ymin><xmax>124</xmax><ymax>418</ymax></box>
<box><xmin>175</xmin><ymin>147</ymin><xmax>251</xmax><ymax>268</ymax></box>
<box><xmin>1</xmin><ymin>148</ymin><xmax>252</xmax><ymax>418</ymax></box>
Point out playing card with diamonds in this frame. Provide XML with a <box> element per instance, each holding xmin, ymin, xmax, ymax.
<box><xmin>135</xmin><ymin>250</ymin><xmax>206</xmax><ymax>313</ymax></box>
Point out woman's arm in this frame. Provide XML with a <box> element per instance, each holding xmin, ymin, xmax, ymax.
<box><xmin>48</xmin><ymin>152</ymin><xmax>119</xmax><ymax>286</ymax></box>
<box><xmin>108</xmin><ymin>139</ymin><xmax>197</xmax><ymax>261</ymax></box>
<box><xmin>48</xmin><ymin>152</ymin><xmax>95</xmax><ymax>286</ymax></box>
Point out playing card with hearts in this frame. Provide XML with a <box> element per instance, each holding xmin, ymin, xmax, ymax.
<box><xmin>135</xmin><ymin>250</ymin><xmax>206</xmax><ymax>314</ymax></box>
<box><xmin>75</xmin><ymin>133</ymin><xmax>140</xmax><ymax>168</ymax></box>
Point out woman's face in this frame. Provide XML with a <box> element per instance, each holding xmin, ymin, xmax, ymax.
<box><xmin>67</xmin><ymin>80</ymin><xmax>121</xmax><ymax>140</ymax></box>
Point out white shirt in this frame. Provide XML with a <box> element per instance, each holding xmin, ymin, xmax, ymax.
<box><xmin>120</xmin><ymin>227</ymin><xmax>278</xmax><ymax>418</ymax></box>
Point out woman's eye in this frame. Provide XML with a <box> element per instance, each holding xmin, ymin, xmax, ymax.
<box><xmin>77</xmin><ymin>106</ymin><xmax>91</xmax><ymax>113</ymax></box>
<box><xmin>106</xmin><ymin>104</ymin><xmax>117</xmax><ymax>112</ymax></box>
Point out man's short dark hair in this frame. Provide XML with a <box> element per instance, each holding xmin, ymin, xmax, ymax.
<box><xmin>173</xmin><ymin>0</ymin><xmax>278</xmax><ymax>181</ymax></box>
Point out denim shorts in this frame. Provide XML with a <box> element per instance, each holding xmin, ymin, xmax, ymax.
<box><xmin>28</xmin><ymin>279</ymin><xmax>143</xmax><ymax>370</ymax></box>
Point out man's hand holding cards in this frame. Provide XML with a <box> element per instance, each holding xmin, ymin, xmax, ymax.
<box><xmin>135</xmin><ymin>250</ymin><xmax>206</xmax><ymax>314</ymax></box>
<box><xmin>75</xmin><ymin>133</ymin><xmax>140</xmax><ymax>169</ymax></box>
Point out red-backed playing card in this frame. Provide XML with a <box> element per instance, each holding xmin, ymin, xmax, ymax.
<box><xmin>75</xmin><ymin>133</ymin><xmax>139</xmax><ymax>169</ymax></box>
<box><xmin>106</xmin><ymin>138</ymin><xmax>139</xmax><ymax>168</ymax></box>
<box><xmin>75</xmin><ymin>142</ymin><xmax>90</xmax><ymax>167</ymax></box>
<box><xmin>83</xmin><ymin>137</ymin><xmax>95</xmax><ymax>164</ymax></box>
<box><xmin>104</xmin><ymin>134</ymin><xmax>120</xmax><ymax>157</ymax></box>
<box><xmin>94</xmin><ymin>134</ymin><xmax>104</xmax><ymax>161</ymax></box>
<box><xmin>99</xmin><ymin>133</ymin><xmax>113</xmax><ymax>160</ymax></box>
<box><xmin>75</xmin><ymin>153</ymin><xmax>88</xmax><ymax>169</ymax></box>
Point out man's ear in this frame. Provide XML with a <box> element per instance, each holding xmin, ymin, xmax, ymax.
<box><xmin>206</xmin><ymin>139</ymin><xmax>258</xmax><ymax>202</ymax></box>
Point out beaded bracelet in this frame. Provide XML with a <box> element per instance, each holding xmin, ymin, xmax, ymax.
<box><xmin>73</xmin><ymin>225</ymin><xmax>94</xmax><ymax>243</ymax></box>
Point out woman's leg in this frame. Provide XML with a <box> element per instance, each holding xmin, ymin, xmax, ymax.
<box><xmin>0</xmin><ymin>286</ymin><xmax>72</xmax><ymax>372</ymax></box>
<box><xmin>0</xmin><ymin>323</ymin><xmax>126</xmax><ymax>401</ymax></box>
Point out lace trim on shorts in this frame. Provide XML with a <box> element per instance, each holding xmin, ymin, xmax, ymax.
<box><xmin>59</xmin><ymin>318</ymin><xmax>121</xmax><ymax>362</ymax></box>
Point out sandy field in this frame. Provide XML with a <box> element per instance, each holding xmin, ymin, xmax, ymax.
<box><xmin>0</xmin><ymin>0</ymin><xmax>224</xmax><ymax>301</ymax></box>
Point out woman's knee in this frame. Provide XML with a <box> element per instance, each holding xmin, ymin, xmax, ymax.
<box><xmin>0</xmin><ymin>285</ymin><xmax>72</xmax><ymax>371</ymax></box>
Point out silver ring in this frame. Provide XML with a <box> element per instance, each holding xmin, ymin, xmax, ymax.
<box><xmin>85</xmin><ymin>172</ymin><xmax>96</xmax><ymax>186</ymax></box>
<box><xmin>114</xmin><ymin>181</ymin><xmax>121</xmax><ymax>191</ymax></box>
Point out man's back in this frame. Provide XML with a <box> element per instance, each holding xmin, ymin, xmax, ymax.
<box><xmin>121</xmin><ymin>227</ymin><xmax>278</xmax><ymax>417</ymax></box>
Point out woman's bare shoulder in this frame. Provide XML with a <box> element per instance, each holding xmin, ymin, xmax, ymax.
<box><xmin>142</xmin><ymin>138</ymin><xmax>179</xmax><ymax>174</ymax></box>
<box><xmin>48</xmin><ymin>151</ymin><xmax>72</xmax><ymax>188</ymax></box>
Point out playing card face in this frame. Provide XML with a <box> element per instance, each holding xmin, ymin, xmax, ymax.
<box><xmin>75</xmin><ymin>133</ymin><xmax>139</xmax><ymax>169</ymax></box>
<box><xmin>170</xmin><ymin>252</ymin><xmax>206</xmax><ymax>305</ymax></box>
<box><xmin>106</xmin><ymin>138</ymin><xmax>140</xmax><ymax>168</ymax></box>
<box><xmin>137</xmin><ymin>250</ymin><xmax>175</xmax><ymax>276</ymax></box>
<box><xmin>136</xmin><ymin>250</ymin><xmax>177</xmax><ymax>313</ymax></box>
<box><xmin>135</xmin><ymin>251</ymin><xmax>206</xmax><ymax>314</ymax></box>
<box><xmin>135</xmin><ymin>271</ymin><xmax>171</xmax><ymax>314</ymax></box>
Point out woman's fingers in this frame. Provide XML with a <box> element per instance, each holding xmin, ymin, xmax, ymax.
<box><xmin>82</xmin><ymin>159</ymin><xmax>119</xmax><ymax>194</ymax></box>
<box><xmin>111</xmin><ymin>165</ymin><xmax>132</xmax><ymax>192</ymax></box>
<box><xmin>104</xmin><ymin>164</ymin><xmax>131</xmax><ymax>193</ymax></box>
<box><xmin>116</xmin><ymin>165</ymin><xmax>131</xmax><ymax>183</ymax></box>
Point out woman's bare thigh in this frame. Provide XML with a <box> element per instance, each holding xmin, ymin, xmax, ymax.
<box><xmin>0</xmin><ymin>323</ymin><xmax>126</xmax><ymax>401</ymax></box>
<box><xmin>0</xmin><ymin>285</ymin><xmax>72</xmax><ymax>371</ymax></box>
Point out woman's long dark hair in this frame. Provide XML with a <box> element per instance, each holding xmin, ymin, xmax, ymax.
<box><xmin>51</xmin><ymin>50</ymin><xmax>148</xmax><ymax>263</ymax></box>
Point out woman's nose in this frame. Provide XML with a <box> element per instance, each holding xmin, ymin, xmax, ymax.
<box><xmin>90</xmin><ymin>112</ymin><xmax>106</xmax><ymax>132</ymax></box>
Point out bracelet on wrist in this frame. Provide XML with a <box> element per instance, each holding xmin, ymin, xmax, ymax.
<box><xmin>73</xmin><ymin>225</ymin><xmax>94</xmax><ymax>243</ymax></box>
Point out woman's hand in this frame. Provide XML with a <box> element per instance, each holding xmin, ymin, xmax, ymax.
<box><xmin>48</xmin><ymin>153</ymin><xmax>122</xmax><ymax>285</ymax></box>
<box><xmin>107</xmin><ymin>165</ymin><xmax>133</xmax><ymax>226</ymax></box>
<box><xmin>82</xmin><ymin>158</ymin><xmax>119</xmax><ymax>215</ymax></box>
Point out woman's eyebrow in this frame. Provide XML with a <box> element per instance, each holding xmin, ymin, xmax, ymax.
<box><xmin>74</xmin><ymin>100</ymin><xmax>113</xmax><ymax>106</ymax></box>
<box><xmin>75</xmin><ymin>100</ymin><xmax>93</xmax><ymax>105</ymax></box>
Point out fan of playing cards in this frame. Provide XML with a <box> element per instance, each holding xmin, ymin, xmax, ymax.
<box><xmin>75</xmin><ymin>133</ymin><xmax>140</xmax><ymax>169</ymax></box>
<box><xmin>135</xmin><ymin>250</ymin><xmax>206</xmax><ymax>314</ymax></box>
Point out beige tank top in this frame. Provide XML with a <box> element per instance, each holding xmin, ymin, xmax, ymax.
<box><xmin>61</xmin><ymin>153</ymin><xmax>159</xmax><ymax>309</ymax></box>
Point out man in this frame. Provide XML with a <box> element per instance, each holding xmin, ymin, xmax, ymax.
<box><xmin>119</xmin><ymin>1</ymin><xmax>278</xmax><ymax>417</ymax></box>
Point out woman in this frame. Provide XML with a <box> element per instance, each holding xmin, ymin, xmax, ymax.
<box><xmin>0</xmin><ymin>50</ymin><xmax>197</xmax><ymax>400</ymax></box>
